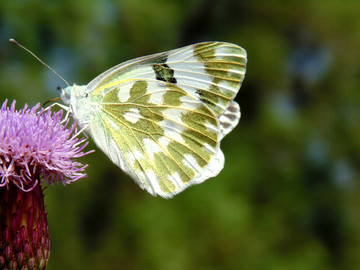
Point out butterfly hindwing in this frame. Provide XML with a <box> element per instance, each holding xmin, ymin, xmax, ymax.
<box><xmin>88</xmin><ymin>79</ymin><xmax>223</xmax><ymax>198</ymax></box>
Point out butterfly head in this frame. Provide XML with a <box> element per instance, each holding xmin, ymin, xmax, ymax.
<box><xmin>60</xmin><ymin>84</ymin><xmax>91</xmax><ymax>129</ymax></box>
<box><xmin>60</xmin><ymin>84</ymin><xmax>88</xmax><ymax>104</ymax></box>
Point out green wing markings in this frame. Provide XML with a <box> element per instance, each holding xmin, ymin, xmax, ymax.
<box><xmin>192</xmin><ymin>42</ymin><xmax>247</xmax><ymax>116</ymax></box>
<box><xmin>90</xmin><ymin>79</ymin><xmax>219</xmax><ymax>197</ymax></box>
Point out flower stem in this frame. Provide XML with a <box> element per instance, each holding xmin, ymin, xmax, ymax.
<box><xmin>0</xmin><ymin>183</ymin><xmax>50</xmax><ymax>269</ymax></box>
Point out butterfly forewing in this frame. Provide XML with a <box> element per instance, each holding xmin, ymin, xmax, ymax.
<box><xmin>88</xmin><ymin>42</ymin><xmax>246</xmax><ymax>116</ymax></box>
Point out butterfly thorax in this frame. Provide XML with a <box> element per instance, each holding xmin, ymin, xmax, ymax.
<box><xmin>61</xmin><ymin>84</ymin><xmax>96</xmax><ymax>129</ymax></box>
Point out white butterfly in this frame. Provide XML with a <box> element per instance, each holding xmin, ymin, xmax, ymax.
<box><xmin>60</xmin><ymin>42</ymin><xmax>247</xmax><ymax>198</ymax></box>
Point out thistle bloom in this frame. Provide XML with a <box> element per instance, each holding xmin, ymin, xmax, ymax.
<box><xmin>0</xmin><ymin>100</ymin><xmax>92</xmax><ymax>269</ymax></box>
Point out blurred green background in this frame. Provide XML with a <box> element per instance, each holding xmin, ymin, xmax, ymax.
<box><xmin>1</xmin><ymin>1</ymin><xmax>360</xmax><ymax>269</ymax></box>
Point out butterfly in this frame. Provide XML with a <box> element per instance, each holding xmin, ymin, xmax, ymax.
<box><xmin>60</xmin><ymin>42</ymin><xmax>247</xmax><ymax>198</ymax></box>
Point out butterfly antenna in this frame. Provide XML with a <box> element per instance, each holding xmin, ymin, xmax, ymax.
<box><xmin>9</xmin><ymin>38</ymin><xmax>70</xmax><ymax>87</ymax></box>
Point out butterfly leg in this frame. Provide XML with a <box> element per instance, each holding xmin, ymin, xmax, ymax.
<box><xmin>73</xmin><ymin>123</ymin><xmax>90</xmax><ymax>139</ymax></box>
<box><xmin>47</xmin><ymin>102</ymin><xmax>71</xmax><ymax>124</ymax></box>
<box><xmin>61</xmin><ymin>109</ymin><xmax>71</xmax><ymax>124</ymax></box>
<box><xmin>40</xmin><ymin>102</ymin><xmax>71</xmax><ymax>124</ymax></box>
<box><xmin>43</xmin><ymin>102</ymin><xmax>69</xmax><ymax>112</ymax></box>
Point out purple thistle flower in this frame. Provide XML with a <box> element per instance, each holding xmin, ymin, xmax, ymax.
<box><xmin>0</xmin><ymin>99</ymin><xmax>92</xmax><ymax>191</ymax></box>
<box><xmin>0</xmin><ymin>99</ymin><xmax>93</xmax><ymax>269</ymax></box>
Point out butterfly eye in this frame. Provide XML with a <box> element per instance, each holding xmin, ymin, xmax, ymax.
<box><xmin>85</xmin><ymin>93</ymin><xmax>89</xmax><ymax>98</ymax></box>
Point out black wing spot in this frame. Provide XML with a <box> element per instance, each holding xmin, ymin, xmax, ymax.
<box><xmin>196</xmin><ymin>89</ymin><xmax>212</xmax><ymax>106</ymax></box>
<box><xmin>152</xmin><ymin>57</ymin><xmax>177</xmax><ymax>84</ymax></box>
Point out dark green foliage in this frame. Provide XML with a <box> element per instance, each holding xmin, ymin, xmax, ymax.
<box><xmin>1</xmin><ymin>1</ymin><xmax>359</xmax><ymax>269</ymax></box>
